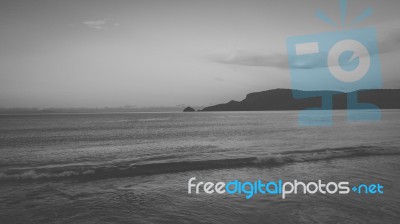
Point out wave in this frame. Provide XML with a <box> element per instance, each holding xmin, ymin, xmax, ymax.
<box><xmin>138</xmin><ymin>117</ymin><xmax>170</xmax><ymax>122</ymax></box>
<box><xmin>106</xmin><ymin>119</ymin><xmax>133</xmax><ymax>123</ymax></box>
<box><xmin>1</xmin><ymin>146</ymin><xmax>399</xmax><ymax>182</ymax></box>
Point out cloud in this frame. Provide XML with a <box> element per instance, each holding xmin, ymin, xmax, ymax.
<box><xmin>83</xmin><ymin>20</ymin><xmax>108</xmax><ymax>30</ymax></box>
<box><xmin>82</xmin><ymin>16</ymin><xmax>119</xmax><ymax>30</ymax></box>
<box><xmin>208</xmin><ymin>24</ymin><xmax>400</xmax><ymax>70</ymax></box>
<box><xmin>207</xmin><ymin>50</ymin><xmax>288</xmax><ymax>69</ymax></box>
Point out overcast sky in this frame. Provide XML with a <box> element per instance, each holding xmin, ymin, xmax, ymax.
<box><xmin>0</xmin><ymin>0</ymin><xmax>399</xmax><ymax>108</ymax></box>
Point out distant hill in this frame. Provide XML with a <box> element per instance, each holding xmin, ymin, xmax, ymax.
<box><xmin>201</xmin><ymin>89</ymin><xmax>400</xmax><ymax>111</ymax></box>
<box><xmin>0</xmin><ymin>106</ymin><xmax>184</xmax><ymax>114</ymax></box>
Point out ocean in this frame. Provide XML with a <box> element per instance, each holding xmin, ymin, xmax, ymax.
<box><xmin>0</xmin><ymin>110</ymin><xmax>399</xmax><ymax>223</ymax></box>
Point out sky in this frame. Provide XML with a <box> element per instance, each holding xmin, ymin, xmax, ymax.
<box><xmin>0</xmin><ymin>0</ymin><xmax>399</xmax><ymax>108</ymax></box>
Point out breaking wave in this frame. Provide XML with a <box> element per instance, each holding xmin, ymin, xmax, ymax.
<box><xmin>1</xmin><ymin>146</ymin><xmax>399</xmax><ymax>182</ymax></box>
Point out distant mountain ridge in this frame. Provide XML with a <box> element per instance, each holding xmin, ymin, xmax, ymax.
<box><xmin>201</xmin><ymin>89</ymin><xmax>400</xmax><ymax>111</ymax></box>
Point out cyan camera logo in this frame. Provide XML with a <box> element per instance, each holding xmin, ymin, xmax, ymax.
<box><xmin>286</xmin><ymin>0</ymin><xmax>382</xmax><ymax>126</ymax></box>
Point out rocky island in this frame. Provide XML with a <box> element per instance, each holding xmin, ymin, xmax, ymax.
<box><xmin>183</xmin><ymin>107</ymin><xmax>196</xmax><ymax>112</ymax></box>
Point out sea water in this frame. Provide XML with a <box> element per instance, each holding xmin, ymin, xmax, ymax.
<box><xmin>0</xmin><ymin>111</ymin><xmax>399</xmax><ymax>223</ymax></box>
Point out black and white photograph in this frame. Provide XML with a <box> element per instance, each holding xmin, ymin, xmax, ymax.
<box><xmin>0</xmin><ymin>0</ymin><xmax>399</xmax><ymax>223</ymax></box>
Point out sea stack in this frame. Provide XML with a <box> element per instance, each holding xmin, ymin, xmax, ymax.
<box><xmin>183</xmin><ymin>107</ymin><xmax>195</xmax><ymax>112</ymax></box>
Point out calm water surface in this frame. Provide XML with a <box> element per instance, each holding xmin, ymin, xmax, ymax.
<box><xmin>0</xmin><ymin>111</ymin><xmax>399</xmax><ymax>223</ymax></box>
